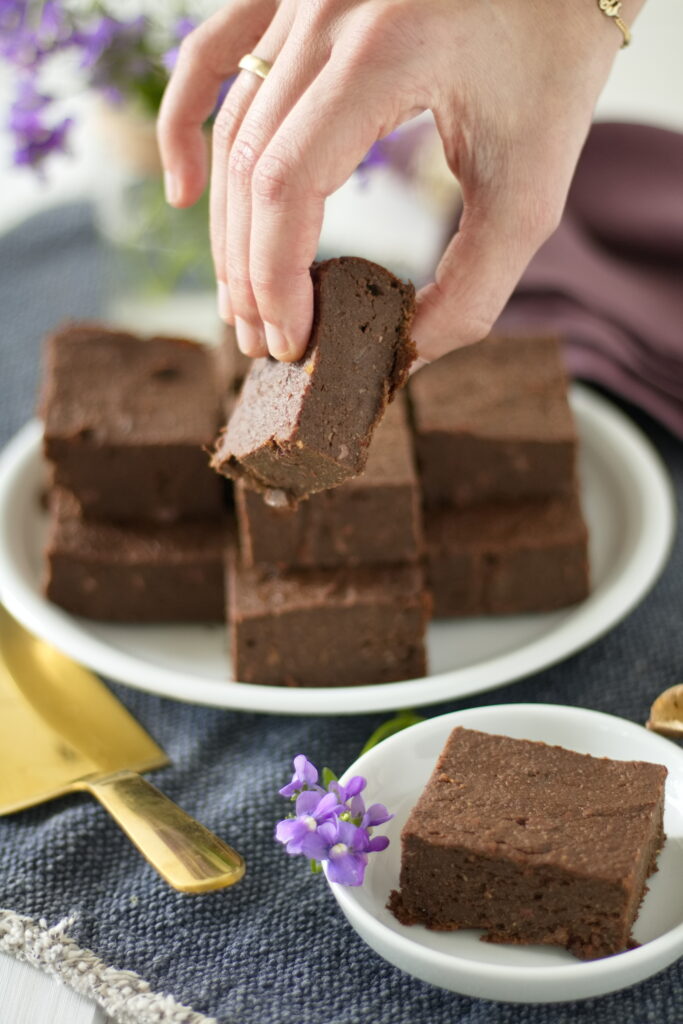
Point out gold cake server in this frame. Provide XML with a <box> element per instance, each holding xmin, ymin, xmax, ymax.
<box><xmin>0</xmin><ymin>605</ymin><xmax>245</xmax><ymax>892</ymax></box>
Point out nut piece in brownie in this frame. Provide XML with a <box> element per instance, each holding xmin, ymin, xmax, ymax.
<box><xmin>426</xmin><ymin>491</ymin><xmax>589</xmax><ymax>617</ymax></box>
<box><xmin>409</xmin><ymin>336</ymin><xmax>576</xmax><ymax>508</ymax></box>
<box><xmin>212</xmin><ymin>257</ymin><xmax>416</xmax><ymax>503</ymax></box>
<box><xmin>228</xmin><ymin>556</ymin><xmax>430</xmax><ymax>687</ymax></box>
<box><xmin>41</xmin><ymin>323</ymin><xmax>224</xmax><ymax>523</ymax></box>
<box><xmin>390</xmin><ymin>727</ymin><xmax>667</xmax><ymax>960</ymax></box>
<box><xmin>45</xmin><ymin>490</ymin><xmax>227</xmax><ymax>622</ymax></box>
<box><xmin>236</xmin><ymin>397</ymin><xmax>423</xmax><ymax>569</ymax></box>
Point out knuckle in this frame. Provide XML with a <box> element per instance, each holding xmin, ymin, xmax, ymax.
<box><xmin>228</xmin><ymin>134</ymin><xmax>261</xmax><ymax>189</ymax></box>
<box><xmin>252</xmin><ymin>149</ymin><xmax>298</xmax><ymax>205</ymax></box>
<box><xmin>524</xmin><ymin>188</ymin><xmax>564</xmax><ymax>242</ymax></box>
<box><xmin>459</xmin><ymin>313</ymin><xmax>495</xmax><ymax>346</ymax></box>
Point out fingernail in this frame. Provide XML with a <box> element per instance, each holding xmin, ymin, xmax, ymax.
<box><xmin>264</xmin><ymin>322</ymin><xmax>293</xmax><ymax>360</ymax></box>
<box><xmin>235</xmin><ymin>316</ymin><xmax>264</xmax><ymax>356</ymax></box>
<box><xmin>164</xmin><ymin>170</ymin><xmax>179</xmax><ymax>205</ymax></box>
<box><xmin>217</xmin><ymin>281</ymin><xmax>233</xmax><ymax>323</ymax></box>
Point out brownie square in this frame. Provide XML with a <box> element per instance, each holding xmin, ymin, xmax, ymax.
<box><xmin>236</xmin><ymin>397</ymin><xmax>423</xmax><ymax>569</ymax></box>
<box><xmin>41</xmin><ymin>323</ymin><xmax>224</xmax><ymax>523</ymax></box>
<box><xmin>212</xmin><ymin>258</ymin><xmax>416</xmax><ymax>503</ymax></box>
<box><xmin>229</xmin><ymin>557</ymin><xmax>430</xmax><ymax>686</ymax></box>
<box><xmin>390</xmin><ymin>727</ymin><xmax>667</xmax><ymax>960</ymax></box>
<box><xmin>425</xmin><ymin>492</ymin><xmax>589</xmax><ymax>617</ymax></box>
<box><xmin>410</xmin><ymin>336</ymin><xmax>577</xmax><ymax>508</ymax></box>
<box><xmin>44</xmin><ymin>490</ymin><xmax>227</xmax><ymax>622</ymax></box>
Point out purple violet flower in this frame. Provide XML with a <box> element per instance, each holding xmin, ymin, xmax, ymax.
<box><xmin>276</xmin><ymin>755</ymin><xmax>392</xmax><ymax>886</ymax></box>
<box><xmin>279</xmin><ymin>754</ymin><xmax>321</xmax><ymax>798</ymax></box>
<box><xmin>305</xmin><ymin>819</ymin><xmax>390</xmax><ymax>886</ymax></box>
<box><xmin>275</xmin><ymin>790</ymin><xmax>342</xmax><ymax>856</ymax></box>
<box><xmin>162</xmin><ymin>13</ymin><xmax>197</xmax><ymax>71</ymax></box>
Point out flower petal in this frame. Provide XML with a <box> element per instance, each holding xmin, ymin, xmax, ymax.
<box><xmin>327</xmin><ymin>851</ymin><xmax>367</xmax><ymax>886</ymax></box>
<box><xmin>301</xmin><ymin>831</ymin><xmax>331</xmax><ymax>862</ymax></box>
<box><xmin>363</xmin><ymin>803</ymin><xmax>393</xmax><ymax>828</ymax></box>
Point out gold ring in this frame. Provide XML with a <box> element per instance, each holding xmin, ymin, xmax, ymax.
<box><xmin>238</xmin><ymin>53</ymin><xmax>272</xmax><ymax>81</ymax></box>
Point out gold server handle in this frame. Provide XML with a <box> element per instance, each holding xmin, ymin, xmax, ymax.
<box><xmin>81</xmin><ymin>770</ymin><xmax>245</xmax><ymax>893</ymax></box>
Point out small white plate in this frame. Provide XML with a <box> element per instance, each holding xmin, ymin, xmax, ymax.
<box><xmin>0</xmin><ymin>386</ymin><xmax>675</xmax><ymax>715</ymax></box>
<box><xmin>328</xmin><ymin>703</ymin><xmax>683</xmax><ymax>1003</ymax></box>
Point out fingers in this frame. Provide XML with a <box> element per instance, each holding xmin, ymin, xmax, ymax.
<box><xmin>244</xmin><ymin>59</ymin><xmax>394</xmax><ymax>360</ymax></box>
<box><xmin>157</xmin><ymin>0</ymin><xmax>276</xmax><ymax>210</ymax></box>
<box><xmin>216</xmin><ymin>1</ymin><xmax>328</xmax><ymax>355</ymax></box>
<box><xmin>413</xmin><ymin>184</ymin><xmax>564</xmax><ymax>362</ymax></box>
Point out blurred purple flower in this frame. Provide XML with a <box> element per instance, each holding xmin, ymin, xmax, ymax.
<box><xmin>78</xmin><ymin>15</ymin><xmax>152</xmax><ymax>103</ymax></box>
<box><xmin>12</xmin><ymin>109</ymin><xmax>72</xmax><ymax>171</ymax></box>
<box><xmin>76</xmin><ymin>15</ymin><xmax>121</xmax><ymax>69</ymax></box>
<box><xmin>1</xmin><ymin>0</ymin><xmax>73</xmax><ymax>64</ymax></box>
<box><xmin>162</xmin><ymin>17</ymin><xmax>196</xmax><ymax>72</ymax></box>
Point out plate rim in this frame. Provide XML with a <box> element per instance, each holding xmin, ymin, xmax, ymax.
<box><xmin>329</xmin><ymin>703</ymin><xmax>683</xmax><ymax>1002</ymax></box>
<box><xmin>0</xmin><ymin>386</ymin><xmax>676</xmax><ymax>715</ymax></box>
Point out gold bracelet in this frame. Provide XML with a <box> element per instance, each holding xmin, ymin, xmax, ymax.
<box><xmin>598</xmin><ymin>0</ymin><xmax>632</xmax><ymax>48</ymax></box>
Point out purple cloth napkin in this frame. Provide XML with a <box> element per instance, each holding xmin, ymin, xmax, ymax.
<box><xmin>496</xmin><ymin>122</ymin><xmax>683</xmax><ymax>437</ymax></box>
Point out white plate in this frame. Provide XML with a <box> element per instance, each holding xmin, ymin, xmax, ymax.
<box><xmin>0</xmin><ymin>386</ymin><xmax>675</xmax><ymax>715</ymax></box>
<box><xmin>328</xmin><ymin>703</ymin><xmax>683</xmax><ymax>1003</ymax></box>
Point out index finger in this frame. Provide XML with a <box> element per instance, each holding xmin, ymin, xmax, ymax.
<box><xmin>247</xmin><ymin>61</ymin><xmax>393</xmax><ymax>359</ymax></box>
<box><xmin>157</xmin><ymin>0</ymin><xmax>276</xmax><ymax>207</ymax></box>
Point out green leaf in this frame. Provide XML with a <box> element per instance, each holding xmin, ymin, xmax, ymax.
<box><xmin>360</xmin><ymin>710</ymin><xmax>424</xmax><ymax>756</ymax></box>
<box><xmin>309</xmin><ymin>860</ymin><xmax>323</xmax><ymax>875</ymax></box>
<box><xmin>321</xmin><ymin>766</ymin><xmax>338</xmax><ymax>788</ymax></box>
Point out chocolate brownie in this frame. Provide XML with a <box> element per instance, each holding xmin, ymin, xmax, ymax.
<box><xmin>410</xmin><ymin>336</ymin><xmax>576</xmax><ymax>508</ymax></box>
<box><xmin>41</xmin><ymin>323</ymin><xmax>224</xmax><ymax>523</ymax></box>
<box><xmin>390</xmin><ymin>727</ymin><xmax>667</xmax><ymax>960</ymax></box>
<box><xmin>212</xmin><ymin>258</ymin><xmax>416</xmax><ymax>503</ymax></box>
<box><xmin>228</xmin><ymin>557</ymin><xmax>430</xmax><ymax>686</ymax></box>
<box><xmin>425</xmin><ymin>492</ymin><xmax>589</xmax><ymax>617</ymax></box>
<box><xmin>236</xmin><ymin>397</ymin><xmax>423</xmax><ymax>568</ymax></box>
<box><xmin>45</xmin><ymin>490</ymin><xmax>227</xmax><ymax>622</ymax></box>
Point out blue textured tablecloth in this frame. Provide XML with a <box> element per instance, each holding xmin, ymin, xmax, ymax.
<box><xmin>0</xmin><ymin>205</ymin><xmax>682</xmax><ymax>1024</ymax></box>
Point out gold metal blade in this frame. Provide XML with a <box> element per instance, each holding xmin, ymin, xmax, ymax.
<box><xmin>0</xmin><ymin>605</ymin><xmax>169</xmax><ymax>814</ymax></box>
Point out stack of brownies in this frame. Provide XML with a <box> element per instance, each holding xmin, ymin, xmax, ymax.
<box><xmin>409</xmin><ymin>336</ymin><xmax>590</xmax><ymax>616</ymax></box>
<box><xmin>39</xmin><ymin>320</ymin><xmax>589</xmax><ymax>689</ymax></box>
<box><xmin>41</xmin><ymin>324</ymin><xmax>230</xmax><ymax>622</ymax></box>
<box><xmin>227</xmin><ymin>391</ymin><xmax>430</xmax><ymax>686</ymax></box>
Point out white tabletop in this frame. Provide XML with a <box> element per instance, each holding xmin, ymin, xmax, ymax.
<box><xmin>1</xmin><ymin>0</ymin><xmax>682</xmax><ymax>1020</ymax></box>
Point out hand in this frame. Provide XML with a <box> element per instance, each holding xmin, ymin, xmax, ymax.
<box><xmin>158</xmin><ymin>0</ymin><xmax>640</xmax><ymax>362</ymax></box>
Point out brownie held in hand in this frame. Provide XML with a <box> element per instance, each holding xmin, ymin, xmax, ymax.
<box><xmin>390</xmin><ymin>728</ymin><xmax>666</xmax><ymax>960</ymax></box>
<box><xmin>41</xmin><ymin>323</ymin><xmax>224</xmax><ymax>523</ymax></box>
<box><xmin>212</xmin><ymin>257</ymin><xmax>416</xmax><ymax>503</ymax></box>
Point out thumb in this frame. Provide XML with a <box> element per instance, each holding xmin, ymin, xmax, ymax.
<box><xmin>412</xmin><ymin>188</ymin><xmax>562</xmax><ymax>362</ymax></box>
